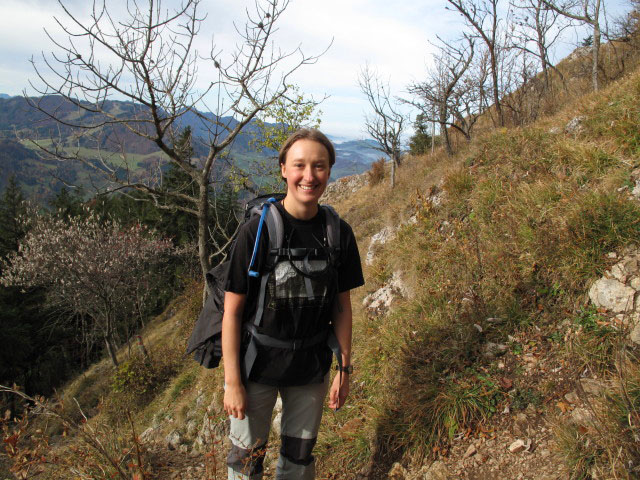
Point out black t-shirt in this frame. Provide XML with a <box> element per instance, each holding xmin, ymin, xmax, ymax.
<box><xmin>225</xmin><ymin>202</ymin><xmax>364</xmax><ymax>386</ymax></box>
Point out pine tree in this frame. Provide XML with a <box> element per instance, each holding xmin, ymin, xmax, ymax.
<box><xmin>48</xmin><ymin>186</ymin><xmax>85</xmax><ymax>220</ymax></box>
<box><xmin>157</xmin><ymin>128</ymin><xmax>199</xmax><ymax>245</ymax></box>
<box><xmin>0</xmin><ymin>175</ymin><xmax>27</xmax><ymax>257</ymax></box>
<box><xmin>409</xmin><ymin>114</ymin><xmax>433</xmax><ymax>156</ymax></box>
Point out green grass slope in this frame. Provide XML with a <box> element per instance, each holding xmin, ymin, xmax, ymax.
<box><xmin>317</xmin><ymin>67</ymin><xmax>640</xmax><ymax>478</ymax></box>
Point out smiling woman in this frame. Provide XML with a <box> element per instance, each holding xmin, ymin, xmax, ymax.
<box><xmin>221</xmin><ymin>128</ymin><xmax>364</xmax><ymax>479</ymax></box>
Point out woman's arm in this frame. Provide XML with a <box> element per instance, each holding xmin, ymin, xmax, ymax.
<box><xmin>222</xmin><ymin>291</ymin><xmax>247</xmax><ymax>419</ymax></box>
<box><xmin>328</xmin><ymin>290</ymin><xmax>353</xmax><ymax>410</ymax></box>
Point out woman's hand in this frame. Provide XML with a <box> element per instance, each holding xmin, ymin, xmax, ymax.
<box><xmin>328</xmin><ymin>372</ymin><xmax>349</xmax><ymax>411</ymax></box>
<box><xmin>224</xmin><ymin>382</ymin><xmax>247</xmax><ymax>420</ymax></box>
<box><xmin>222</xmin><ymin>292</ymin><xmax>247</xmax><ymax>420</ymax></box>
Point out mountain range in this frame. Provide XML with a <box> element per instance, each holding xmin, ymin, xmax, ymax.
<box><xmin>0</xmin><ymin>94</ymin><xmax>379</xmax><ymax>202</ymax></box>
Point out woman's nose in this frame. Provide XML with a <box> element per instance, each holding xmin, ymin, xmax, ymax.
<box><xmin>303</xmin><ymin>165</ymin><xmax>314</xmax><ymax>180</ymax></box>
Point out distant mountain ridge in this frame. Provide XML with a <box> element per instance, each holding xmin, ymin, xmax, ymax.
<box><xmin>0</xmin><ymin>94</ymin><xmax>378</xmax><ymax>201</ymax></box>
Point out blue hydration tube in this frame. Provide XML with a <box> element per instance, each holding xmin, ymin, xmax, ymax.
<box><xmin>248</xmin><ymin>197</ymin><xmax>276</xmax><ymax>277</ymax></box>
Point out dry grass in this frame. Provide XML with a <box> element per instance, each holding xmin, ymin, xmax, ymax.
<box><xmin>554</xmin><ymin>348</ymin><xmax>640</xmax><ymax>479</ymax></box>
<box><xmin>316</xmin><ymin>65</ymin><xmax>640</xmax><ymax>476</ymax></box>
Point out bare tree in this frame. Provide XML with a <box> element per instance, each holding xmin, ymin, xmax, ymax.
<box><xmin>511</xmin><ymin>0</ymin><xmax>572</xmax><ymax>89</ymax></box>
<box><xmin>450</xmin><ymin>42</ymin><xmax>489</xmax><ymax>139</ymax></box>
<box><xmin>447</xmin><ymin>0</ymin><xmax>507</xmax><ymax>126</ymax></box>
<box><xmin>612</xmin><ymin>0</ymin><xmax>639</xmax><ymax>42</ymax></box>
<box><xmin>358</xmin><ymin>65</ymin><xmax>406</xmax><ymax>189</ymax></box>
<box><xmin>407</xmin><ymin>36</ymin><xmax>476</xmax><ymax>155</ymax></box>
<box><xmin>541</xmin><ymin>0</ymin><xmax>604</xmax><ymax>90</ymax></box>
<box><xmin>499</xmin><ymin>46</ymin><xmax>543</xmax><ymax>124</ymax></box>
<box><xmin>26</xmin><ymin>0</ymin><xmax>325</xmax><ymax>279</ymax></box>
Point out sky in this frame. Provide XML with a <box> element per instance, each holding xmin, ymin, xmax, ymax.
<box><xmin>0</xmin><ymin>0</ymin><xmax>632</xmax><ymax>140</ymax></box>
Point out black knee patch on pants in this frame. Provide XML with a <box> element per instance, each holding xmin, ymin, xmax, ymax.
<box><xmin>280</xmin><ymin>435</ymin><xmax>316</xmax><ymax>466</ymax></box>
<box><xmin>227</xmin><ymin>442</ymin><xmax>267</xmax><ymax>475</ymax></box>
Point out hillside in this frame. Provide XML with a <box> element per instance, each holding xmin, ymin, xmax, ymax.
<box><xmin>2</xmin><ymin>40</ymin><xmax>640</xmax><ymax>480</ymax></box>
<box><xmin>0</xmin><ymin>95</ymin><xmax>379</xmax><ymax>201</ymax></box>
<box><xmin>321</xmin><ymin>64</ymin><xmax>640</xmax><ymax>478</ymax></box>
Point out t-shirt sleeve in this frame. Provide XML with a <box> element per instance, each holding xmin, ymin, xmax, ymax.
<box><xmin>224</xmin><ymin>219</ymin><xmax>259</xmax><ymax>294</ymax></box>
<box><xmin>337</xmin><ymin>220</ymin><xmax>365</xmax><ymax>292</ymax></box>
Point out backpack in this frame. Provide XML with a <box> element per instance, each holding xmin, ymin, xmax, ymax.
<box><xmin>185</xmin><ymin>194</ymin><xmax>343</xmax><ymax>372</ymax></box>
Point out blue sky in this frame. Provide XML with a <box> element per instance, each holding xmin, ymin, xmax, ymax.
<box><xmin>0</xmin><ymin>0</ymin><xmax>632</xmax><ymax>140</ymax></box>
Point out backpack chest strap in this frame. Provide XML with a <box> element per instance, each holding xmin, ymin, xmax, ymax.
<box><xmin>270</xmin><ymin>247</ymin><xmax>330</xmax><ymax>259</ymax></box>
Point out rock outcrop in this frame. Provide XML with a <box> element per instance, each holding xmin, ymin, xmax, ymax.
<box><xmin>588</xmin><ymin>248</ymin><xmax>640</xmax><ymax>344</ymax></box>
<box><xmin>363</xmin><ymin>271</ymin><xmax>408</xmax><ymax>315</ymax></box>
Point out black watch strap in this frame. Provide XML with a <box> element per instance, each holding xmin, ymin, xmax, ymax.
<box><xmin>335</xmin><ymin>364</ymin><xmax>354</xmax><ymax>374</ymax></box>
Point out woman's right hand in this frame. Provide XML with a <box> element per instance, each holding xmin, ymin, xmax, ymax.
<box><xmin>224</xmin><ymin>382</ymin><xmax>247</xmax><ymax>420</ymax></box>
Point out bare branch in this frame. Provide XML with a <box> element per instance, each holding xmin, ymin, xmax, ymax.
<box><xmin>358</xmin><ymin>65</ymin><xmax>406</xmax><ymax>188</ymax></box>
<box><xmin>26</xmin><ymin>0</ymin><xmax>327</xmax><ymax>279</ymax></box>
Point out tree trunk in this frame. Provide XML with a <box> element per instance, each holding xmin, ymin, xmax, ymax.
<box><xmin>105</xmin><ymin>335</ymin><xmax>118</xmax><ymax>367</ymax></box>
<box><xmin>535</xmin><ymin>2</ymin><xmax>550</xmax><ymax>90</ymax></box>
<box><xmin>431</xmin><ymin>120</ymin><xmax>435</xmax><ymax>155</ymax></box>
<box><xmin>440</xmin><ymin>118</ymin><xmax>453</xmax><ymax>156</ymax></box>
<box><xmin>592</xmin><ymin>17</ymin><xmax>601</xmax><ymax>91</ymax></box>
<box><xmin>390</xmin><ymin>158</ymin><xmax>396</xmax><ymax>189</ymax></box>
<box><xmin>197</xmin><ymin>175</ymin><xmax>211</xmax><ymax>280</ymax></box>
<box><xmin>537</xmin><ymin>34</ymin><xmax>550</xmax><ymax>90</ymax></box>
<box><xmin>489</xmin><ymin>46</ymin><xmax>504</xmax><ymax>127</ymax></box>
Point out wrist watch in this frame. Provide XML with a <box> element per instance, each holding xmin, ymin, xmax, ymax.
<box><xmin>335</xmin><ymin>364</ymin><xmax>354</xmax><ymax>374</ymax></box>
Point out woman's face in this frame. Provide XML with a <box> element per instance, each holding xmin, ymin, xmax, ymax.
<box><xmin>281</xmin><ymin>139</ymin><xmax>331</xmax><ymax>208</ymax></box>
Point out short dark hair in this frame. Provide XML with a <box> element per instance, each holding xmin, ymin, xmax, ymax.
<box><xmin>278</xmin><ymin>128</ymin><xmax>336</xmax><ymax>168</ymax></box>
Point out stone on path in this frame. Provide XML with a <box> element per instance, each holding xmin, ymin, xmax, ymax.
<box><xmin>589</xmin><ymin>278</ymin><xmax>635</xmax><ymax>313</ymax></box>
<box><xmin>508</xmin><ymin>439</ymin><xmax>526</xmax><ymax>453</ymax></box>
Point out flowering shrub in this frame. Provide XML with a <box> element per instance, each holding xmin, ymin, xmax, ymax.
<box><xmin>1</xmin><ymin>212</ymin><xmax>175</xmax><ymax>366</ymax></box>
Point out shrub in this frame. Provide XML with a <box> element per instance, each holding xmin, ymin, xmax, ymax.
<box><xmin>109</xmin><ymin>347</ymin><xmax>180</xmax><ymax>413</ymax></box>
<box><xmin>0</xmin><ymin>387</ymin><xmax>151</xmax><ymax>480</ymax></box>
<box><xmin>368</xmin><ymin>158</ymin><xmax>386</xmax><ymax>186</ymax></box>
<box><xmin>169</xmin><ymin>368</ymin><xmax>199</xmax><ymax>402</ymax></box>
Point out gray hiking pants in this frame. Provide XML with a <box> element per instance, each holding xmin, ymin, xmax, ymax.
<box><xmin>227</xmin><ymin>375</ymin><xmax>330</xmax><ymax>479</ymax></box>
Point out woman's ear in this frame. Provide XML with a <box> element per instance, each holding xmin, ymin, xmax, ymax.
<box><xmin>280</xmin><ymin>162</ymin><xmax>287</xmax><ymax>180</ymax></box>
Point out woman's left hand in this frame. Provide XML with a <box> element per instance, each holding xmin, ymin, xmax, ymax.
<box><xmin>328</xmin><ymin>372</ymin><xmax>349</xmax><ymax>411</ymax></box>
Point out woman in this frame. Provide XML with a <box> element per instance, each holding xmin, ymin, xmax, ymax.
<box><xmin>222</xmin><ymin>128</ymin><xmax>364</xmax><ymax>479</ymax></box>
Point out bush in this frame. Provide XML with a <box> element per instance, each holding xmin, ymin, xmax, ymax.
<box><xmin>109</xmin><ymin>347</ymin><xmax>180</xmax><ymax>413</ymax></box>
<box><xmin>0</xmin><ymin>387</ymin><xmax>151</xmax><ymax>480</ymax></box>
<box><xmin>368</xmin><ymin>158</ymin><xmax>386</xmax><ymax>186</ymax></box>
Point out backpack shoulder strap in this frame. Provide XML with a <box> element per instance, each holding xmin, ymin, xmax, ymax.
<box><xmin>321</xmin><ymin>204</ymin><xmax>341</xmax><ymax>264</ymax></box>
<box><xmin>248</xmin><ymin>198</ymin><xmax>282</xmax><ymax>277</ymax></box>
<box><xmin>250</xmin><ymin>199</ymin><xmax>284</xmax><ymax>328</ymax></box>
<box><xmin>264</xmin><ymin>201</ymin><xmax>285</xmax><ymax>259</ymax></box>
